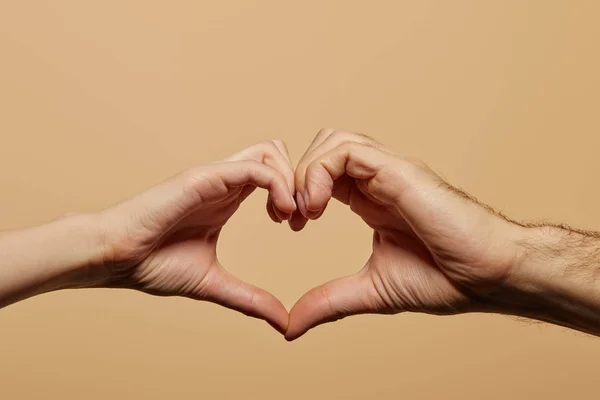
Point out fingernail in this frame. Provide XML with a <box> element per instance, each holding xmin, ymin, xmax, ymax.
<box><xmin>291</xmin><ymin>195</ymin><xmax>297</xmax><ymax>210</ymax></box>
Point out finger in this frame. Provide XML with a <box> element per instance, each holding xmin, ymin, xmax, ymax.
<box><xmin>296</xmin><ymin>130</ymin><xmax>383</xmax><ymax>188</ymax></box>
<box><xmin>288</xmin><ymin>129</ymin><xmax>336</xmax><ymax>228</ymax></box>
<box><xmin>288</xmin><ymin>204</ymin><xmax>309</xmax><ymax>232</ymax></box>
<box><xmin>269</xmin><ymin>140</ymin><xmax>306</xmax><ymax>229</ymax></box>
<box><xmin>285</xmin><ymin>271</ymin><xmax>378</xmax><ymax>341</ymax></box>
<box><xmin>302</xmin><ymin>140</ymin><xmax>496</xmax><ymax>259</ymax></box>
<box><xmin>302</xmin><ymin>142</ymin><xmax>398</xmax><ymax>216</ymax></box>
<box><xmin>330</xmin><ymin>174</ymin><xmax>354</xmax><ymax>205</ymax></box>
<box><xmin>197</xmin><ymin>266</ymin><xmax>289</xmax><ymax>334</ymax></box>
<box><xmin>295</xmin><ymin>130</ymin><xmax>383</xmax><ymax>218</ymax></box>
<box><xmin>269</xmin><ymin>140</ymin><xmax>297</xmax><ymax>220</ymax></box>
<box><xmin>223</xmin><ymin>140</ymin><xmax>296</xmax><ymax>214</ymax></box>
<box><xmin>267</xmin><ymin>140</ymin><xmax>307</xmax><ymax>225</ymax></box>
<box><xmin>208</xmin><ymin>161</ymin><xmax>296</xmax><ymax>214</ymax></box>
<box><xmin>123</xmin><ymin>160</ymin><xmax>296</xmax><ymax>233</ymax></box>
<box><xmin>303</xmin><ymin>127</ymin><xmax>337</xmax><ymax>155</ymax></box>
<box><xmin>303</xmin><ymin>142</ymin><xmax>477</xmax><ymax>246</ymax></box>
<box><xmin>269</xmin><ymin>194</ymin><xmax>291</xmax><ymax>222</ymax></box>
<box><xmin>266</xmin><ymin>195</ymin><xmax>282</xmax><ymax>223</ymax></box>
<box><xmin>293</xmin><ymin>129</ymin><xmax>334</xmax><ymax>219</ymax></box>
<box><xmin>309</xmin><ymin>202</ymin><xmax>327</xmax><ymax>221</ymax></box>
<box><xmin>271</xmin><ymin>139</ymin><xmax>294</xmax><ymax>170</ymax></box>
<box><xmin>239</xmin><ymin>185</ymin><xmax>257</xmax><ymax>203</ymax></box>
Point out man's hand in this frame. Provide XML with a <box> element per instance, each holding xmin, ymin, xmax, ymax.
<box><xmin>91</xmin><ymin>140</ymin><xmax>296</xmax><ymax>334</ymax></box>
<box><xmin>286</xmin><ymin>129</ymin><xmax>538</xmax><ymax>340</ymax></box>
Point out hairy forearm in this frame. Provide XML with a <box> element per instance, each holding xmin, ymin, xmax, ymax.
<box><xmin>0</xmin><ymin>214</ymin><xmax>104</xmax><ymax>308</ymax></box>
<box><xmin>491</xmin><ymin>225</ymin><xmax>600</xmax><ymax>335</ymax></box>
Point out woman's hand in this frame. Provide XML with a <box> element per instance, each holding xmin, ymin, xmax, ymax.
<box><xmin>94</xmin><ymin>140</ymin><xmax>296</xmax><ymax>333</ymax></box>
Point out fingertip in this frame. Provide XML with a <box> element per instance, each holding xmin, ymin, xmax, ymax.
<box><xmin>248</xmin><ymin>284</ymin><xmax>289</xmax><ymax>335</ymax></box>
<box><xmin>272</xmin><ymin>192</ymin><xmax>297</xmax><ymax>215</ymax></box>
<box><xmin>296</xmin><ymin>191</ymin><xmax>308</xmax><ymax>217</ymax></box>
<box><xmin>284</xmin><ymin>303</ymin><xmax>310</xmax><ymax>341</ymax></box>
<box><xmin>286</xmin><ymin>274</ymin><xmax>375</xmax><ymax>340</ymax></box>
<box><xmin>265</xmin><ymin>303</ymin><xmax>290</xmax><ymax>336</ymax></box>
<box><xmin>310</xmin><ymin>206</ymin><xmax>326</xmax><ymax>221</ymax></box>
<box><xmin>247</xmin><ymin>288</ymin><xmax>289</xmax><ymax>335</ymax></box>
<box><xmin>284</xmin><ymin>330</ymin><xmax>303</xmax><ymax>342</ymax></box>
<box><xmin>268</xmin><ymin>195</ymin><xmax>294</xmax><ymax>222</ymax></box>
<box><xmin>296</xmin><ymin>192</ymin><xmax>323</xmax><ymax>220</ymax></box>
<box><xmin>300</xmin><ymin>194</ymin><xmax>324</xmax><ymax>220</ymax></box>
<box><xmin>273</xmin><ymin>201</ymin><xmax>294</xmax><ymax>222</ymax></box>
<box><xmin>303</xmin><ymin>185</ymin><xmax>330</xmax><ymax>217</ymax></box>
<box><xmin>288</xmin><ymin>211</ymin><xmax>308</xmax><ymax>231</ymax></box>
<box><xmin>305</xmin><ymin>206</ymin><xmax>324</xmax><ymax>220</ymax></box>
<box><xmin>266</xmin><ymin>201</ymin><xmax>283</xmax><ymax>223</ymax></box>
<box><xmin>275</xmin><ymin>305</ymin><xmax>291</xmax><ymax>336</ymax></box>
<box><xmin>272</xmin><ymin>204</ymin><xmax>288</xmax><ymax>222</ymax></box>
<box><xmin>285</xmin><ymin>295</ymin><xmax>319</xmax><ymax>341</ymax></box>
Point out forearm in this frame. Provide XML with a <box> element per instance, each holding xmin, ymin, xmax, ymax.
<box><xmin>0</xmin><ymin>214</ymin><xmax>105</xmax><ymax>308</ymax></box>
<box><xmin>490</xmin><ymin>225</ymin><xmax>600</xmax><ymax>335</ymax></box>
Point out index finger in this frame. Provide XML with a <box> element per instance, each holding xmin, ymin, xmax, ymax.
<box><xmin>295</xmin><ymin>130</ymin><xmax>384</xmax><ymax>218</ymax></box>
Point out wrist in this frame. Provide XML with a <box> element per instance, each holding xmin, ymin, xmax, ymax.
<box><xmin>484</xmin><ymin>224</ymin><xmax>600</xmax><ymax>335</ymax></box>
<box><xmin>508</xmin><ymin>225</ymin><xmax>599</xmax><ymax>303</ymax></box>
<box><xmin>50</xmin><ymin>212</ymin><xmax>111</xmax><ymax>290</ymax></box>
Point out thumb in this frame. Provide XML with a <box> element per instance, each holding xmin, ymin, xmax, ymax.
<box><xmin>285</xmin><ymin>270</ymin><xmax>378</xmax><ymax>341</ymax></box>
<box><xmin>194</xmin><ymin>265</ymin><xmax>290</xmax><ymax>335</ymax></box>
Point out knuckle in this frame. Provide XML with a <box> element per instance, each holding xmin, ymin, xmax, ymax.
<box><xmin>330</xmin><ymin>130</ymin><xmax>351</xmax><ymax>141</ymax></box>
<box><xmin>257</xmin><ymin>140</ymin><xmax>279</xmax><ymax>154</ymax></box>
<box><xmin>271</xmin><ymin>139</ymin><xmax>287</xmax><ymax>151</ymax></box>
<box><xmin>317</xmin><ymin>127</ymin><xmax>336</xmax><ymax>138</ymax></box>
<box><xmin>356</xmin><ymin>131</ymin><xmax>377</xmax><ymax>143</ymax></box>
<box><xmin>340</xmin><ymin>140</ymin><xmax>364</xmax><ymax>153</ymax></box>
<box><xmin>240</xmin><ymin>160</ymin><xmax>266</xmax><ymax>179</ymax></box>
<box><xmin>331</xmin><ymin>130</ymin><xmax>376</xmax><ymax>149</ymax></box>
<box><xmin>404</xmin><ymin>156</ymin><xmax>430</xmax><ymax>171</ymax></box>
<box><xmin>180</xmin><ymin>166</ymin><xmax>209</xmax><ymax>195</ymax></box>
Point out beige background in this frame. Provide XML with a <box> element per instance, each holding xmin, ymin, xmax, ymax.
<box><xmin>1</xmin><ymin>1</ymin><xmax>599</xmax><ymax>399</ymax></box>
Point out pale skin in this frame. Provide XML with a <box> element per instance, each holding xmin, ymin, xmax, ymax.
<box><xmin>0</xmin><ymin>140</ymin><xmax>297</xmax><ymax>333</ymax></box>
<box><xmin>1</xmin><ymin>131</ymin><xmax>600</xmax><ymax>340</ymax></box>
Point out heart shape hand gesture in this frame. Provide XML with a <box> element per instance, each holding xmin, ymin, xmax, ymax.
<box><xmin>92</xmin><ymin>130</ymin><xmax>522</xmax><ymax>340</ymax></box>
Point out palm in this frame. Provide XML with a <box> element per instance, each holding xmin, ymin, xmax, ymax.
<box><xmin>130</xmin><ymin>186</ymin><xmax>248</xmax><ymax>297</ymax></box>
<box><xmin>367</xmin><ymin>233</ymin><xmax>470</xmax><ymax>314</ymax></box>
<box><xmin>100</xmin><ymin>140</ymin><xmax>296</xmax><ymax>334</ymax></box>
<box><xmin>344</xmin><ymin>180</ymin><xmax>470</xmax><ymax>315</ymax></box>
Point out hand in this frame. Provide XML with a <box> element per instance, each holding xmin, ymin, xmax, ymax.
<box><xmin>93</xmin><ymin>140</ymin><xmax>296</xmax><ymax>334</ymax></box>
<box><xmin>286</xmin><ymin>129</ymin><xmax>523</xmax><ymax>340</ymax></box>
<box><xmin>3</xmin><ymin>134</ymin><xmax>598</xmax><ymax>338</ymax></box>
